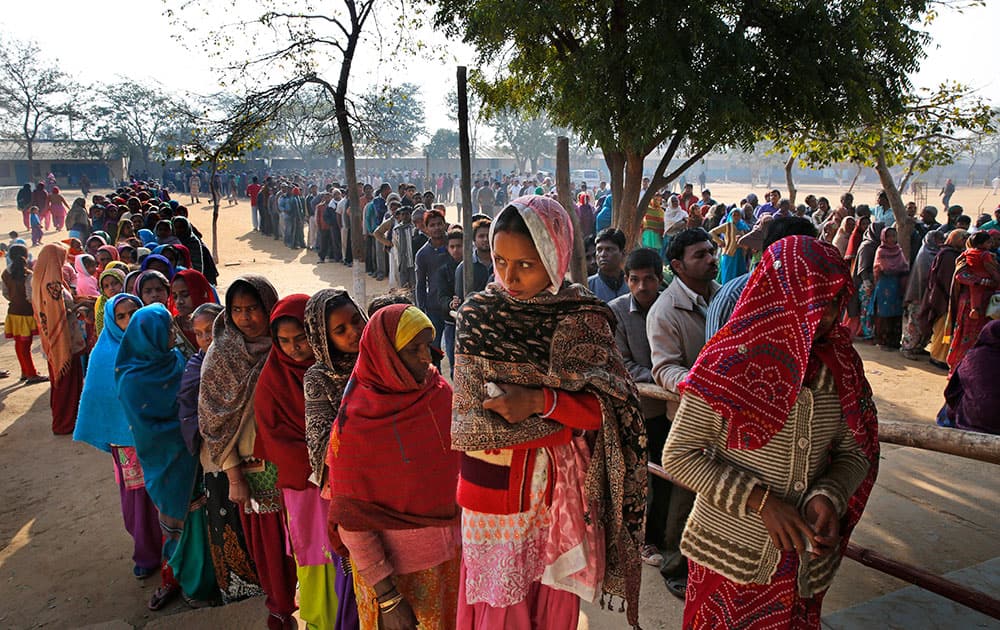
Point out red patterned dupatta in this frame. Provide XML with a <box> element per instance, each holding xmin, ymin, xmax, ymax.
<box><xmin>680</xmin><ymin>235</ymin><xmax>879</xmax><ymax>543</ymax></box>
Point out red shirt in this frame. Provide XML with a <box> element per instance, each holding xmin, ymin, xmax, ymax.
<box><xmin>246</xmin><ymin>183</ymin><xmax>262</xmax><ymax>207</ymax></box>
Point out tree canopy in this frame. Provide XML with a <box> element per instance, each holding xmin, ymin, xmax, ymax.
<box><xmin>424</xmin><ymin>128</ymin><xmax>460</xmax><ymax>158</ymax></box>
<box><xmin>434</xmin><ymin>0</ymin><xmax>936</xmax><ymax>245</ymax></box>
<box><xmin>358</xmin><ymin>82</ymin><xmax>425</xmax><ymax>157</ymax></box>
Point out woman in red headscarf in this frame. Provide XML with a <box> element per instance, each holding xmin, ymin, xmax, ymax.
<box><xmin>328</xmin><ymin>304</ymin><xmax>459</xmax><ymax>630</ymax></box>
<box><xmin>663</xmin><ymin>235</ymin><xmax>879</xmax><ymax>629</ymax></box>
<box><xmin>253</xmin><ymin>294</ymin><xmax>358</xmax><ymax>630</ymax></box>
<box><xmin>168</xmin><ymin>269</ymin><xmax>217</xmax><ymax>348</ymax></box>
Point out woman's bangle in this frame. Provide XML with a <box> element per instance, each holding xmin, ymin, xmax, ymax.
<box><xmin>540</xmin><ymin>388</ymin><xmax>558</xmax><ymax>418</ymax></box>
<box><xmin>377</xmin><ymin>592</ymin><xmax>404</xmax><ymax>612</ymax></box>
<box><xmin>756</xmin><ymin>485</ymin><xmax>771</xmax><ymax>515</ymax></box>
<box><xmin>375</xmin><ymin>587</ymin><xmax>400</xmax><ymax>604</ymax></box>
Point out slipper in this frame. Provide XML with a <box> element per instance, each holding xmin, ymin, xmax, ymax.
<box><xmin>133</xmin><ymin>565</ymin><xmax>156</xmax><ymax>580</ymax></box>
<box><xmin>25</xmin><ymin>375</ymin><xmax>49</xmax><ymax>385</ymax></box>
<box><xmin>148</xmin><ymin>584</ymin><xmax>180</xmax><ymax>611</ymax></box>
<box><xmin>182</xmin><ymin>593</ymin><xmax>217</xmax><ymax>609</ymax></box>
<box><xmin>664</xmin><ymin>575</ymin><xmax>687</xmax><ymax>599</ymax></box>
<box><xmin>0</xmin><ymin>370</ymin><xmax>10</xmax><ymax>378</ymax></box>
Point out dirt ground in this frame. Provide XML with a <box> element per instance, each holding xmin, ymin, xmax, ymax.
<box><xmin>0</xmin><ymin>182</ymin><xmax>997</xmax><ymax>629</ymax></box>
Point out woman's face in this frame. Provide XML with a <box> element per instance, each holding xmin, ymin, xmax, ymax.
<box><xmin>141</xmin><ymin>280</ymin><xmax>168</xmax><ymax>306</ymax></box>
<box><xmin>326</xmin><ymin>303</ymin><xmax>365</xmax><ymax>354</ymax></box>
<box><xmin>884</xmin><ymin>229</ymin><xmax>898</xmax><ymax>247</ymax></box>
<box><xmin>170</xmin><ymin>278</ymin><xmax>193</xmax><ymax>317</ymax></box>
<box><xmin>192</xmin><ymin>313</ymin><xmax>215</xmax><ymax>351</ymax></box>
<box><xmin>95</xmin><ymin>250</ymin><xmax>113</xmax><ymax>270</ymax></box>
<box><xmin>156</xmin><ymin>224</ymin><xmax>172</xmax><ymax>239</ymax></box>
<box><xmin>397</xmin><ymin>327</ymin><xmax>434</xmax><ymax>384</ymax></box>
<box><xmin>101</xmin><ymin>275</ymin><xmax>123</xmax><ymax>298</ymax></box>
<box><xmin>230</xmin><ymin>293</ymin><xmax>269</xmax><ymax>338</ymax></box>
<box><xmin>275</xmin><ymin>319</ymin><xmax>313</xmax><ymax>363</ymax></box>
<box><xmin>120</xmin><ymin>223</ymin><xmax>133</xmax><ymax>237</ymax></box>
<box><xmin>85</xmin><ymin>240</ymin><xmax>101</xmax><ymax>256</ymax></box>
<box><xmin>492</xmin><ymin>231</ymin><xmax>551</xmax><ymax>300</ymax></box>
<box><xmin>114</xmin><ymin>299</ymin><xmax>140</xmax><ymax>331</ymax></box>
<box><xmin>132</xmin><ymin>216</ymin><xmax>143</xmax><ymax>231</ymax></box>
<box><xmin>83</xmin><ymin>259</ymin><xmax>98</xmax><ymax>275</ymax></box>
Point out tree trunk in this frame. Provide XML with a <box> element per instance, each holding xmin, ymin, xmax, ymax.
<box><xmin>604</xmin><ymin>149</ymin><xmax>625</xmax><ymax>227</ymax></box>
<box><xmin>209</xmin><ymin>160</ymin><xmax>220</xmax><ymax>261</ymax></box>
<box><xmin>556</xmin><ymin>137</ymin><xmax>587</xmax><ymax>283</ymax></box>
<box><xmin>784</xmin><ymin>154</ymin><xmax>797</xmax><ymax>205</ymax></box>
<box><xmin>614</xmin><ymin>152</ymin><xmax>645</xmax><ymax>248</ymax></box>
<box><xmin>848</xmin><ymin>163</ymin><xmax>863</xmax><ymax>194</ymax></box>
<box><xmin>874</xmin><ymin>142</ymin><xmax>914</xmax><ymax>261</ymax></box>
<box><xmin>458</xmin><ymin>66</ymin><xmax>475</xmax><ymax>298</ymax></box>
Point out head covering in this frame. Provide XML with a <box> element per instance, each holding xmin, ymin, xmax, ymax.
<box><xmin>136</xmin><ymin>269</ymin><xmax>169</xmax><ymax>305</ymax></box>
<box><xmin>834</xmin><ymin>216</ymin><xmax>856</xmax><ymax>255</ymax></box>
<box><xmin>873</xmin><ymin>227</ymin><xmax>910</xmax><ymax>275</ymax></box>
<box><xmin>327</xmin><ymin>304</ymin><xmax>458</xmax><ymax>554</ymax></box>
<box><xmin>74</xmin><ymin>255</ymin><xmax>100</xmax><ymax>298</ymax></box>
<box><xmin>854</xmin><ymin>222</ymin><xmax>885</xmax><ymax>279</ymax></box>
<box><xmin>253</xmin><ymin>294</ymin><xmax>315</xmax><ymax>490</ymax></box>
<box><xmin>74</xmin><ymin>293</ymin><xmax>143</xmax><ymax>452</ymax></box>
<box><xmin>94</xmin><ymin>268</ymin><xmax>127</xmax><ymax>336</ymax></box>
<box><xmin>905</xmin><ymin>231</ymin><xmax>945</xmax><ymax>305</ymax></box>
<box><xmin>945</xmin><ymin>320</ymin><xmax>1000</xmax><ymax>435</ymax></box>
<box><xmin>199</xmin><ymin>275</ymin><xmax>279</xmax><ymax>467</ymax></box>
<box><xmin>114</xmin><ymin>304</ymin><xmax>193</xmax><ymax>522</ymax></box>
<box><xmin>168</xmin><ymin>269</ymin><xmax>216</xmax><ymax>316</ymax></box>
<box><xmin>681</xmin><ymin>236</ymin><xmax>879</xmax><ymax>547</ymax></box>
<box><xmin>844</xmin><ymin>217</ymin><xmax>869</xmax><ymax>260</ymax></box>
<box><xmin>32</xmin><ymin>244</ymin><xmax>75</xmax><ymax>380</ymax></box>
<box><xmin>96</xmin><ymin>245</ymin><xmax>120</xmax><ymax>271</ymax></box>
<box><xmin>944</xmin><ymin>228</ymin><xmax>969</xmax><ymax>250</ymax></box>
<box><xmin>85</xmin><ymin>234</ymin><xmax>107</xmax><ymax>254</ymax></box>
<box><xmin>303</xmin><ymin>289</ymin><xmax>367</xmax><ymax>482</ymax></box>
<box><xmin>137</xmin><ymin>228</ymin><xmax>157</xmax><ymax>246</ymax></box>
<box><xmin>394</xmin><ymin>306</ymin><xmax>433</xmax><ymax>351</ymax></box>
<box><xmin>140</xmin><ymin>253</ymin><xmax>176</xmax><ymax>279</ymax></box>
<box><xmin>490</xmin><ymin>195</ymin><xmax>574</xmax><ymax>295</ymax></box>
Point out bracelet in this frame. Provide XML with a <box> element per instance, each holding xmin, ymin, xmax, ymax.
<box><xmin>377</xmin><ymin>593</ymin><xmax>404</xmax><ymax>611</ymax></box>
<box><xmin>375</xmin><ymin>587</ymin><xmax>400</xmax><ymax>604</ymax></box>
<box><xmin>756</xmin><ymin>485</ymin><xmax>771</xmax><ymax>516</ymax></box>
<box><xmin>540</xmin><ymin>388</ymin><xmax>558</xmax><ymax>418</ymax></box>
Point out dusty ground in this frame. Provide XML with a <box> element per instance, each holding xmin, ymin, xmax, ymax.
<box><xmin>0</xmin><ymin>182</ymin><xmax>997</xmax><ymax>629</ymax></box>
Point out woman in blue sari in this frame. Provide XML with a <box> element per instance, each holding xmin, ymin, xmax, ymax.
<box><xmin>115</xmin><ymin>303</ymin><xmax>218</xmax><ymax>608</ymax></box>
<box><xmin>74</xmin><ymin>293</ymin><xmax>162</xmax><ymax>580</ymax></box>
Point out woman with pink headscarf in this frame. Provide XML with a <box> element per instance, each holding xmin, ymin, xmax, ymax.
<box><xmin>452</xmin><ymin>195</ymin><xmax>647</xmax><ymax>629</ymax></box>
<box><xmin>48</xmin><ymin>186</ymin><xmax>71</xmax><ymax>231</ymax></box>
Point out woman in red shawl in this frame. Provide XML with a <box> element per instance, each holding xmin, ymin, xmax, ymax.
<box><xmin>169</xmin><ymin>269</ymin><xmax>217</xmax><ymax>347</ymax></box>
<box><xmin>327</xmin><ymin>304</ymin><xmax>460</xmax><ymax>630</ymax></box>
<box><xmin>663</xmin><ymin>235</ymin><xmax>878</xmax><ymax>630</ymax></box>
<box><xmin>253</xmin><ymin>294</ymin><xmax>359</xmax><ymax>630</ymax></box>
<box><xmin>870</xmin><ymin>226</ymin><xmax>909</xmax><ymax>349</ymax></box>
<box><xmin>945</xmin><ymin>232</ymin><xmax>999</xmax><ymax>372</ymax></box>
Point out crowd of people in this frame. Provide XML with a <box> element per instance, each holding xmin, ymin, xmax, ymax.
<box><xmin>2</xmin><ymin>170</ymin><xmax>997</xmax><ymax>630</ymax></box>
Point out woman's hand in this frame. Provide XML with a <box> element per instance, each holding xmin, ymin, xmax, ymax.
<box><xmin>379</xmin><ymin>598</ymin><xmax>418</xmax><ymax>630</ymax></box>
<box><xmin>756</xmin><ymin>489</ymin><xmax>816</xmax><ymax>555</ymax></box>
<box><xmin>226</xmin><ymin>469</ymin><xmax>250</xmax><ymax>505</ymax></box>
<box><xmin>482</xmin><ymin>383</ymin><xmax>546</xmax><ymax>424</ymax></box>
<box><xmin>804</xmin><ymin>495</ymin><xmax>841</xmax><ymax>558</ymax></box>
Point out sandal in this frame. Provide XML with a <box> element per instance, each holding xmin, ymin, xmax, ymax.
<box><xmin>133</xmin><ymin>565</ymin><xmax>156</xmax><ymax>580</ymax></box>
<box><xmin>0</xmin><ymin>370</ymin><xmax>10</xmax><ymax>378</ymax></box>
<box><xmin>148</xmin><ymin>584</ymin><xmax>180</xmax><ymax>611</ymax></box>
<box><xmin>664</xmin><ymin>575</ymin><xmax>687</xmax><ymax>599</ymax></box>
<box><xmin>24</xmin><ymin>375</ymin><xmax>49</xmax><ymax>385</ymax></box>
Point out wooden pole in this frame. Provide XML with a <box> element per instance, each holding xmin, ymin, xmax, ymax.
<box><xmin>877</xmin><ymin>420</ymin><xmax>1000</xmax><ymax>465</ymax></box>
<box><xmin>557</xmin><ymin>137</ymin><xmax>587</xmax><ymax>284</ymax></box>
<box><xmin>457</xmin><ymin>67</ymin><xmax>475</xmax><ymax>297</ymax></box>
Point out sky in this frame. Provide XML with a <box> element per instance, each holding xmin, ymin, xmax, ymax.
<box><xmin>1</xmin><ymin>1</ymin><xmax>998</xmax><ymax>144</ymax></box>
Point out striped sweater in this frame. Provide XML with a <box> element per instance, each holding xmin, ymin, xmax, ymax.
<box><xmin>661</xmin><ymin>367</ymin><xmax>870</xmax><ymax>596</ymax></box>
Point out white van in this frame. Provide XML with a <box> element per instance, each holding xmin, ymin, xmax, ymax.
<box><xmin>571</xmin><ymin>169</ymin><xmax>601</xmax><ymax>191</ymax></box>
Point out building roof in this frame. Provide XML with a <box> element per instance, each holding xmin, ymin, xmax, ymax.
<box><xmin>0</xmin><ymin>140</ymin><xmax>120</xmax><ymax>162</ymax></box>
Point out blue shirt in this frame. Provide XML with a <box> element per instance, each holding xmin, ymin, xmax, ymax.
<box><xmin>872</xmin><ymin>205</ymin><xmax>895</xmax><ymax>227</ymax></box>
<box><xmin>588</xmin><ymin>272</ymin><xmax>628</xmax><ymax>303</ymax></box>
<box><xmin>704</xmin><ymin>272</ymin><xmax>751</xmax><ymax>342</ymax></box>
<box><xmin>414</xmin><ymin>241</ymin><xmax>452</xmax><ymax>314</ymax></box>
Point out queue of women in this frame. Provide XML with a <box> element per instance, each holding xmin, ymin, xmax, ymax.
<box><xmin>4</xmin><ymin>185</ymin><xmax>992</xmax><ymax>629</ymax></box>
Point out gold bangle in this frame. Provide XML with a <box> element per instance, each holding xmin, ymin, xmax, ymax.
<box><xmin>380</xmin><ymin>598</ymin><xmax>403</xmax><ymax>615</ymax></box>
<box><xmin>378</xmin><ymin>593</ymin><xmax>404</xmax><ymax>611</ymax></box>
<box><xmin>756</xmin><ymin>486</ymin><xmax>771</xmax><ymax>516</ymax></box>
<box><xmin>375</xmin><ymin>587</ymin><xmax>400</xmax><ymax>604</ymax></box>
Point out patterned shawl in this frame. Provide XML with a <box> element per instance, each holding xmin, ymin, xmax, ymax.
<box><xmin>253</xmin><ymin>294</ymin><xmax>315</xmax><ymax>490</ymax></box>
<box><xmin>303</xmin><ymin>288</ymin><xmax>366</xmax><ymax>484</ymax></box>
<box><xmin>32</xmin><ymin>244</ymin><xmax>75</xmax><ymax>379</ymax></box>
<box><xmin>452</xmin><ymin>281</ymin><xmax>647</xmax><ymax>626</ymax></box>
<box><xmin>198</xmin><ymin>275</ymin><xmax>279</xmax><ymax>467</ymax></box>
<box><xmin>681</xmin><ymin>236</ymin><xmax>879</xmax><ymax>552</ymax></box>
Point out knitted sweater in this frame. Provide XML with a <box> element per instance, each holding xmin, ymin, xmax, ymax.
<box><xmin>662</xmin><ymin>368</ymin><xmax>870</xmax><ymax>597</ymax></box>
